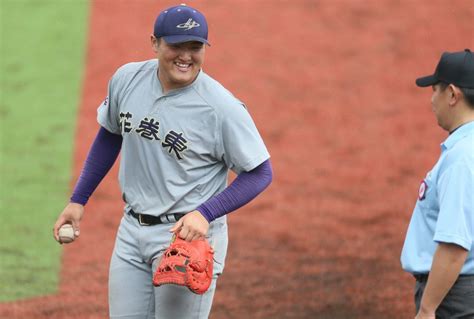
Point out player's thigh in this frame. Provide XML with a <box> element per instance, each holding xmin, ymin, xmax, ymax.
<box><xmin>109</xmin><ymin>216</ymin><xmax>155</xmax><ymax>319</ymax></box>
<box><xmin>109</xmin><ymin>251</ymin><xmax>155</xmax><ymax>319</ymax></box>
<box><xmin>153</xmin><ymin>278</ymin><xmax>217</xmax><ymax>319</ymax></box>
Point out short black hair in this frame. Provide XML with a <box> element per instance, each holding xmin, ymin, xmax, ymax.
<box><xmin>438</xmin><ymin>82</ymin><xmax>474</xmax><ymax>109</ymax></box>
<box><xmin>460</xmin><ymin>87</ymin><xmax>474</xmax><ymax>109</ymax></box>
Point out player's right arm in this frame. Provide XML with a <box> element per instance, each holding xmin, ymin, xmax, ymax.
<box><xmin>53</xmin><ymin>66</ymin><xmax>125</xmax><ymax>242</ymax></box>
<box><xmin>52</xmin><ymin>127</ymin><xmax>122</xmax><ymax>242</ymax></box>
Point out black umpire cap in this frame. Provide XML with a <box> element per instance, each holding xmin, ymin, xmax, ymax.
<box><xmin>416</xmin><ymin>49</ymin><xmax>474</xmax><ymax>89</ymax></box>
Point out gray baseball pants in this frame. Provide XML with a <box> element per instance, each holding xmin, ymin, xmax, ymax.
<box><xmin>108</xmin><ymin>212</ymin><xmax>228</xmax><ymax>319</ymax></box>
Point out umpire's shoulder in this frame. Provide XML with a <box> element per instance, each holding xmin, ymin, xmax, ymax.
<box><xmin>193</xmin><ymin>71</ymin><xmax>246</xmax><ymax>112</ymax></box>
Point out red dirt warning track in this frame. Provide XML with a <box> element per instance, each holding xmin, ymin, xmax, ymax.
<box><xmin>1</xmin><ymin>1</ymin><xmax>473</xmax><ymax>318</ymax></box>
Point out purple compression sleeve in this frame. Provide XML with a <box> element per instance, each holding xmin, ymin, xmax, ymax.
<box><xmin>196</xmin><ymin>159</ymin><xmax>273</xmax><ymax>222</ymax></box>
<box><xmin>70</xmin><ymin>127</ymin><xmax>122</xmax><ymax>205</ymax></box>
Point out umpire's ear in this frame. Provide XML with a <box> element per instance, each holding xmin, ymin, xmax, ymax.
<box><xmin>447</xmin><ymin>84</ymin><xmax>463</xmax><ymax>107</ymax></box>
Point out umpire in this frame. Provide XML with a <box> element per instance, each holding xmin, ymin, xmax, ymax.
<box><xmin>401</xmin><ymin>49</ymin><xmax>474</xmax><ymax>319</ymax></box>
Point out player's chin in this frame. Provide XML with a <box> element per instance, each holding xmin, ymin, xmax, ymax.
<box><xmin>171</xmin><ymin>72</ymin><xmax>198</xmax><ymax>86</ymax></box>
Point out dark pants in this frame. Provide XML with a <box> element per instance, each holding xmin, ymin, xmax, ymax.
<box><xmin>414</xmin><ymin>275</ymin><xmax>474</xmax><ymax>319</ymax></box>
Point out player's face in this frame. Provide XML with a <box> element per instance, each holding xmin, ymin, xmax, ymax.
<box><xmin>152</xmin><ymin>37</ymin><xmax>205</xmax><ymax>93</ymax></box>
<box><xmin>431</xmin><ymin>84</ymin><xmax>451</xmax><ymax>131</ymax></box>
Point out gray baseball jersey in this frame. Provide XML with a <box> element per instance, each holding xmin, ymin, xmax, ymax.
<box><xmin>97</xmin><ymin>59</ymin><xmax>270</xmax><ymax>217</ymax></box>
<box><xmin>100</xmin><ymin>59</ymin><xmax>270</xmax><ymax>318</ymax></box>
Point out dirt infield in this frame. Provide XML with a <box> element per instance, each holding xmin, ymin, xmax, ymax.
<box><xmin>1</xmin><ymin>1</ymin><xmax>473</xmax><ymax>318</ymax></box>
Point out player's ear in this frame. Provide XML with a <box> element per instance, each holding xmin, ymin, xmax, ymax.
<box><xmin>151</xmin><ymin>35</ymin><xmax>160</xmax><ymax>53</ymax></box>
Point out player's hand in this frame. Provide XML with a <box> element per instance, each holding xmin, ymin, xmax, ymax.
<box><xmin>169</xmin><ymin>210</ymin><xmax>209</xmax><ymax>242</ymax></box>
<box><xmin>53</xmin><ymin>203</ymin><xmax>84</xmax><ymax>242</ymax></box>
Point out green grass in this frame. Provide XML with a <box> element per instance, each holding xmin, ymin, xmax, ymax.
<box><xmin>0</xmin><ymin>0</ymin><xmax>89</xmax><ymax>301</ymax></box>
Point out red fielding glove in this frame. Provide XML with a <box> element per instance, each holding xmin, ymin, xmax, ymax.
<box><xmin>153</xmin><ymin>234</ymin><xmax>214</xmax><ymax>294</ymax></box>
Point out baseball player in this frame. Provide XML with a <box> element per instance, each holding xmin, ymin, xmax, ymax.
<box><xmin>53</xmin><ymin>4</ymin><xmax>273</xmax><ymax>318</ymax></box>
<box><xmin>401</xmin><ymin>49</ymin><xmax>474</xmax><ymax>319</ymax></box>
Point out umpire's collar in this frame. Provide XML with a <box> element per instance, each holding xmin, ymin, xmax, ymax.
<box><xmin>441</xmin><ymin>120</ymin><xmax>474</xmax><ymax>151</ymax></box>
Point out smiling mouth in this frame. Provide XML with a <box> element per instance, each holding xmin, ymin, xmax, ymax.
<box><xmin>174</xmin><ymin>62</ymin><xmax>192</xmax><ymax>71</ymax></box>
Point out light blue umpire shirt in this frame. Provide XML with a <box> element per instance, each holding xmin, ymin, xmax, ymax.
<box><xmin>401</xmin><ymin>121</ymin><xmax>474</xmax><ymax>275</ymax></box>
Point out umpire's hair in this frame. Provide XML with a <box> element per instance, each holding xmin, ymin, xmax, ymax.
<box><xmin>439</xmin><ymin>82</ymin><xmax>474</xmax><ymax>109</ymax></box>
<box><xmin>461</xmin><ymin>88</ymin><xmax>474</xmax><ymax>108</ymax></box>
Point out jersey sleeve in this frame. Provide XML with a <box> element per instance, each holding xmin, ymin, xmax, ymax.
<box><xmin>217</xmin><ymin>102</ymin><xmax>270</xmax><ymax>174</ymax></box>
<box><xmin>434</xmin><ymin>162</ymin><xmax>474</xmax><ymax>251</ymax></box>
<box><xmin>97</xmin><ymin>71</ymin><xmax>122</xmax><ymax>135</ymax></box>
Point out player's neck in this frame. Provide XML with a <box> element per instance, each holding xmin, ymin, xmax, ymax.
<box><xmin>157</xmin><ymin>69</ymin><xmax>199</xmax><ymax>95</ymax></box>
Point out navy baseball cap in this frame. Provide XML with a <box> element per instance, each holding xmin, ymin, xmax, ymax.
<box><xmin>153</xmin><ymin>4</ymin><xmax>209</xmax><ymax>45</ymax></box>
<box><xmin>416</xmin><ymin>49</ymin><xmax>474</xmax><ymax>88</ymax></box>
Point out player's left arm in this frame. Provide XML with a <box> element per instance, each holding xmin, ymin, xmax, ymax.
<box><xmin>170</xmin><ymin>159</ymin><xmax>273</xmax><ymax>241</ymax></box>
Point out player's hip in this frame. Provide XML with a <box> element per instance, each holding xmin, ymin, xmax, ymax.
<box><xmin>113</xmin><ymin>211</ymin><xmax>228</xmax><ymax>273</ymax></box>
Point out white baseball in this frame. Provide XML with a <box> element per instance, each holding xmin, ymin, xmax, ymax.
<box><xmin>58</xmin><ymin>224</ymin><xmax>75</xmax><ymax>244</ymax></box>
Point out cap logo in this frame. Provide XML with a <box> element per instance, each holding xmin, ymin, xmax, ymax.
<box><xmin>176</xmin><ymin>18</ymin><xmax>200</xmax><ymax>31</ymax></box>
